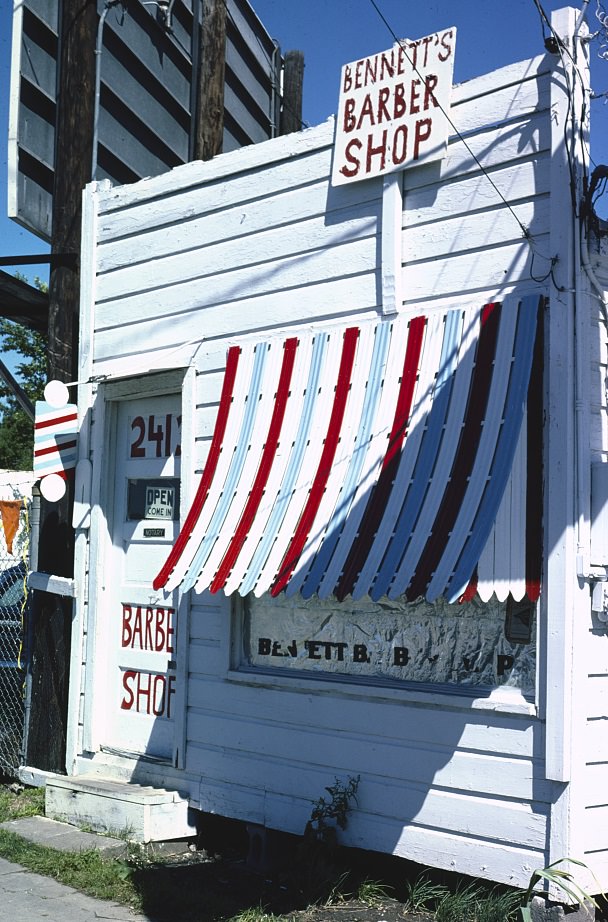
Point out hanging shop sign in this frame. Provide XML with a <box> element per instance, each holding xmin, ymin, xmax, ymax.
<box><xmin>332</xmin><ymin>28</ymin><xmax>456</xmax><ymax>186</ymax></box>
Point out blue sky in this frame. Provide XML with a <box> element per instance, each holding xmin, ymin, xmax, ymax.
<box><xmin>2</xmin><ymin>0</ymin><xmax>608</xmax><ymax>376</ymax></box>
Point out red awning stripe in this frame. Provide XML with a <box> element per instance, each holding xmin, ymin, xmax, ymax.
<box><xmin>153</xmin><ymin>345</ymin><xmax>241</xmax><ymax>591</ymax></box>
<box><xmin>156</xmin><ymin>296</ymin><xmax>543</xmax><ymax>603</ymax></box>
<box><xmin>335</xmin><ymin>315</ymin><xmax>426</xmax><ymax>601</ymax></box>
<box><xmin>405</xmin><ymin>303</ymin><xmax>502</xmax><ymax>601</ymax></box>
<box><xmin>210</xmin><ymin>338</ymin><xmax>298</xmax><ymax>594</ymax></box>
<box><xmin>271</xmin><ymin>327</ymin><xmax>360</xmax><ymax>596</ymax></box>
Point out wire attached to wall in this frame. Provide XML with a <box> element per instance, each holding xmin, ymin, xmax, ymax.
<box><xmin>366</xmin><ymin>0</ymin><xmax>592</xmax><ymax>294</ymax></box>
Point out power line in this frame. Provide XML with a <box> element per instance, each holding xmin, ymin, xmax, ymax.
<box><xmin>365</xmin><ymin>0</ymin><xmax>590</xmax><ymax>281</ymax></box>
<box><xmin>365</xmin><ymin>0</ymin><xmax>534</xmax><ymax>245</ymax></box>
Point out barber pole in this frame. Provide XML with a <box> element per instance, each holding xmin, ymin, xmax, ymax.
<box><xmin>33</xmin><ymin>382</ymin><xmax>78</xmax><ymax>501</ymax></box>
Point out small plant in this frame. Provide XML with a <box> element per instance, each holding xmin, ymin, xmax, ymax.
<box><xmin>403</xmin><ymin>874</ymin><xmax>520</xmax><ymax>921</ymax></box>
<box><xmin>519</xmin><ymin>858</ymin><xmax>600</xmax><ymax>921</ymax></box>
<box><xmin>403</xmin><ymin>873</ymin><xmax>451</xmax><ymax>913</ymax></box>
<box><xmin>435</xmin><ymin>881</ymin><xmax>488</xmax><ymax>922</ymax></box>
<box><xmin>292</xmin><ymin>775</ymin><xmax>360</xmax><ymax>906</ymax></box>
<box><xmin>304</xmin><ymin>774</ymin><xmax>360</xmax><ymax>848</ymax></box>
<box><xmin>228</xmin><ymin>908</ymin><xmax>282</xmax><ymax>922</ymax></box>
<box><xmin>356</xmin><ymin>878</ymin><xmax>392</xmax><ymax>905</ymax></box>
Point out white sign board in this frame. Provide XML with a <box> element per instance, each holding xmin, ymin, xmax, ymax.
<box><xmin>332</xmin><ymin>28</ymin><xmax>456</xmax><ymax>186</ymax></box>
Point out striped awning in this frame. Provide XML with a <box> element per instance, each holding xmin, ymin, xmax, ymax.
<box><xmin>154</xmin><ymin>294</ymin><xmax>542</xmax><ymax>604</ymax></box>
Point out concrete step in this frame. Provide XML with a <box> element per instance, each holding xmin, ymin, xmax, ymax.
<box><xmin>45</xmin><ymin>774</ymin><xmax>198</xmax><ymax>844</ymax></box>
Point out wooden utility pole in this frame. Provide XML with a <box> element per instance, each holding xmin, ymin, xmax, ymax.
<box><xmin>26</xmin><ymin>0</ymin><xmax>96</xmax><ymax>772</ymax></box>
<box><xmin>280</xmin><ymin>51</ymin><xmax>304</xmax><ymax>136</ymax></box>
<box><xmin>195</xmin><ymin>0</ymin><xmax>226</xmax><ymax>160</ymax></box>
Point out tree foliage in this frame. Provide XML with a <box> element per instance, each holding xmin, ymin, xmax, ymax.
<box><xmin>0</xmin><ymin>277</ymin><xmax>48</xmax><ymax>471</ymax></box>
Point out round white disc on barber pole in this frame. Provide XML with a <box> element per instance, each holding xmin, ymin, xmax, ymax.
<box><xmin>40</xmin><ymin>473</ymin><xmax>67</xmax><ymax>502</ymax></box>
<box><xmin>44</xmin><ymin>380</ymin><xmax>70</xmax><ymax>408</ymax></box>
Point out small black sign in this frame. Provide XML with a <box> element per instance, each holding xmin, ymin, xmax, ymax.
<box><xmin>144</xmin><ymin>528</ymin><xmax>166</xmax><ymax>538</ymax></box>
<box><xmin>128</xmin><ymin>478</ymin><xmax>180</xmax><ymax>521</ymax></box>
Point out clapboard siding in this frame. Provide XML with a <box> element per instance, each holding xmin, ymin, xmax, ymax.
<box><xmin>97</xmin><ymin>186</ymin><xmax>377</xmax><ymax>276</ymax></box>
<box><xmin>96</xmin><ymin>233</ymin><xmax>378</xmax><ymax>314</ymax></box>
<box><xmin>89</xmin><ymin>56</ymin><xmax>552</xmax><ymax>376</ymax></box>
<box><xmin>584</xmin><ymin>612</ymin><xmax>608</xmax><ymax>861</ymax></box>
<box><xmin>188</xmin><ymin>741</ymin><xmax>547</xmax><ymax>845</ymax></box>
<box><xmin>186</xmin><ymin>709</ymin><xmax>550</xmax><ymax>802</ymax></box>
<box><xmin>80</xmin><ymin>45</ymin><xmax>576</xmax><ymax>885</ymax></box>
<box><xmin>187</xmin><ymin>674</ymin><xmax>540</xmax><ymax>756</ymax></box>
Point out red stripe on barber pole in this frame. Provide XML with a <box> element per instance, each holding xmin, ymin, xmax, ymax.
<box><xmin>34</xmin><ymin>439</ymin><xmax>77</xmax><ymax>458</ymax></box>
<box><xmin>35</xmin><ymin>411</ymin><xmax>78</xmax><ymax>430</ymax></box>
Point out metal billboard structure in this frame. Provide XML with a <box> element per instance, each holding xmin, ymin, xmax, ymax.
<box><xmin>8</xmin><ymin>0</ymin><xmax>282</xmax><ymax>241</ymax></box>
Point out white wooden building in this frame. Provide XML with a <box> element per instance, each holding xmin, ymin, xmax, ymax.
<box><xmin>42</xmin><ymin>5</ymin><xmax>608</xmax><ymax>894</ymax></box>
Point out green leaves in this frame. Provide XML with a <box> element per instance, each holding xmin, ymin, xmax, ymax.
<box><xmin>519</xmin><ymin>858</ymin><xmax>600</xmax><ymax>920</ymax></box>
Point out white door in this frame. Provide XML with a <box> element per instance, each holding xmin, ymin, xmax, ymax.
<box><xmin>96</xmin><ymin>393</ymin><xmax>184</xmax><ymax>762</ymax></box>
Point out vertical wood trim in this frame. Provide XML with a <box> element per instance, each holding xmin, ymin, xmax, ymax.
<box><xmin>173</xmin><ymin>365</ymin><xmax>196</xmax><ymax>770</ymax></box>
<box><xmin>381</xmin><ymin>173</ymin><xmax>403</xmax><ymax>315</ymax></box>
<box><xmin>66</xmin><ymin>182</ymin><xmax>99</xmax><ymax>772</ymax></box>
<box><xmin>544</xmin><ymin>5</ymin><xmax>577</xmax><ymax>788</ymax></box>
<box><xmin>81</xmin><ymin>391</ymin><xmax>113</xmax><ymax>753</ymax></box>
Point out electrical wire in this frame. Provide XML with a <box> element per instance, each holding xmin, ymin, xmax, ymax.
<box><xmin>366</xmin><ymin>0</ymin><xmax>592</xmax><ymax>284</ymax></box>
<box><xmin>366</xmin><ymin>0</ymin><xmax>537</xmax><ymax>244</ymax></box>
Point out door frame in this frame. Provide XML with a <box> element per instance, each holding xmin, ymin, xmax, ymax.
<box><xmin>82</xmin><ymin>368</ymin><xmax>195</xmax><ymax>770</ymax></box>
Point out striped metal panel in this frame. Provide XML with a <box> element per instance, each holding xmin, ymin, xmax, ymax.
<box><xmin>33</xmin><ymin>400</ymin><xmax>78</xmax><ymax>477</ymax></box>
<box><xmin>9</xmin><ymin>0</ymin><xmax>281</xmax><ymax>240</ymax></box>
<box><xmin>154</xmin><ymin>294</ymin><xmax>543</xmax><ymax>603</ymax></box>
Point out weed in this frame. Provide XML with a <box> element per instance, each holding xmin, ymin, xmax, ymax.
<box><xmin>519</xmin><ymin>858</ymin><xmax>600</xmax><ymax>920</ymax></box>
<box><xmin>0</xmin><ymin>829</ymin><xmax>139</xmax><ymax>907</ymax></box>
<box><xmin>228</xmin><ymin>908</ymin><xmax>282</xmax><ymax>922</ymax></box>
<box><xmin>0</xmin><ymin>782</ymin><xmax>44</xmax><ymax>822</ymax></box>
<box><xmin>292</xmin><ymin>775</ymin><xmax>360</xmax><ymax>906</ymax></box>
<box><xmin>474</xmin><ymin>887</ymin><xmax>521</xmax><ymax>922</ymax></box>
<box><xmin>356</xmin><ymin>878</ymin><xmax>393</xmax><ymax>905</ymax></box>
<box><xmin>434</xmin><ymin>882</ymin><xmax>488</xmax><ymax>922</ymax></box>
<box><xmin>304</xmin><ymin>775</ymin><xmax>360</xmax><ymax>848</ymax></box>
<box><xmin>403</xmin><ymin>873</ymin><xmax>451</xmax><ymax>912</ymax></box>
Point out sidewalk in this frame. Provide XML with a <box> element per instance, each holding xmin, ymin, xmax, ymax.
<box><xmin>0</xmin><ymin>856</ymin><xmax>156</xmax><ymax>921</ymax></box>
<box><xmin>0</xmin><ymin>817</ymin><xmax>161</xmax><ymax>921</ymax></box>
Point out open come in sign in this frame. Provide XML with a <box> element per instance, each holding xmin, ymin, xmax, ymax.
<box><xmin>332</xmin><ymin>28</ymin><xmax>456</xmax><ymax>186</ymax></box>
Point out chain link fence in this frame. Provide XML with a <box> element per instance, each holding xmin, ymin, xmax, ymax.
<box><xmin>0</xmin><ymin>473</ymin><xmax>33</xmax><ymax>777</ymax></box>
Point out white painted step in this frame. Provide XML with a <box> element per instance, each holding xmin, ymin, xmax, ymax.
<box><xmin>45</xmin><ymin>774</ymin><xmax>197</xmax><ymax>843</ymax></box>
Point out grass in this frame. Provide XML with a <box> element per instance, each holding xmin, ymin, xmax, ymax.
<box><xmin>356</xmin><ymin>878</ymin><xmax>393</xmax><ymax>905</ymax></box>
<box><xmin>0</xmin><ymin>782</ymin><xmax>546</xmax><ymax>922</ymax></box>
<box><xmin>0</xmin><ymin>782</ymin><xmax>44</xmax><ymax>821</ymax></box>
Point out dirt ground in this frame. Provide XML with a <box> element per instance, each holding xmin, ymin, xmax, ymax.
<box><xmin>127</xmin><ymin>816</ymin><xmax>607</xmax><ymax>922</ymax></box>
<box><xmin>130</xmin><ymin>845</ymin><xmax>434</xmax><ymax>922</ymax></box>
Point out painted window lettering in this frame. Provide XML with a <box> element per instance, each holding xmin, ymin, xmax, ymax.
<box><xmin>122</xmin><ymin>603</ymin><xmax>175</xmax><ymax>653</ymax></box>
<box><xmin>121</xmin><ymin>670</ymin><xmax>176</xmax><ymax>718</ymax></box>
<box><xmin>130</xmin><ymin>413</ymin><xmax>181</xmax><ymax>458</ymax></box>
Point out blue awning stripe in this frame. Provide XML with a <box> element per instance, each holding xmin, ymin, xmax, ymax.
<box><xmin>155</xmin><ymin>295</ymin><xmax>543</xmax><ymax>604</ymax></box>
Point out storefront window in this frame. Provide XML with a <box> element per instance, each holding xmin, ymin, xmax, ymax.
<box><xmin>242</xmin><ymin>593</ymin><xmax>536</xmax><ymax>693</ymax></box>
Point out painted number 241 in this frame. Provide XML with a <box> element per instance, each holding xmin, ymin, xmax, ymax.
<box><xmin>130</xmin><ymin>414</ymin><xmax>181</xmax><ymax>458</ymax></box>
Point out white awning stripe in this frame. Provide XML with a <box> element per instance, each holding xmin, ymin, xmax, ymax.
<box><xmin>154</xmin><ymin>295</ymin><xmax>543</xmax><ymax>604</ymax></box>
